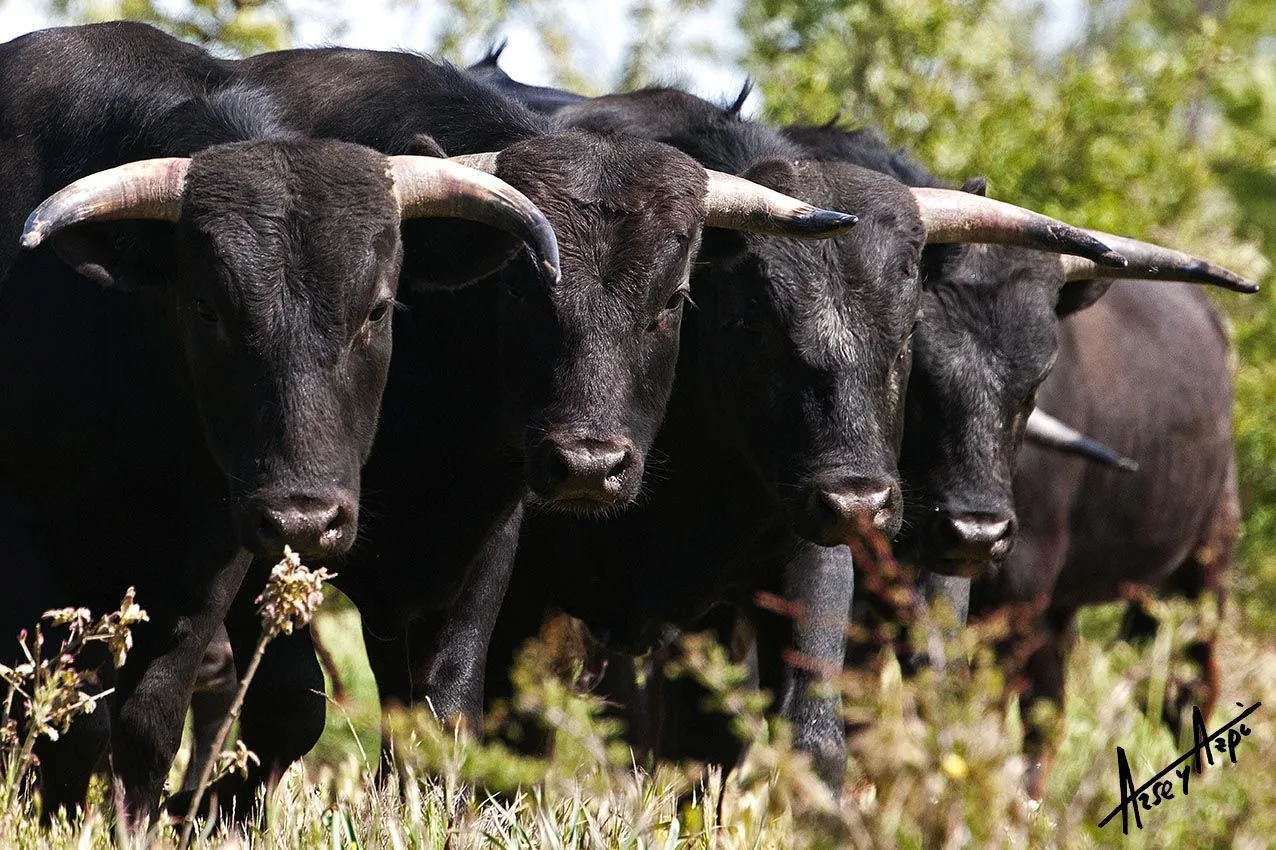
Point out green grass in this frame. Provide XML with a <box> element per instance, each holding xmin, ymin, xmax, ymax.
<box><xmin>3</xmin><ymin>591</ymin><xmax>1274</xmax><ymax>849</ymax></box>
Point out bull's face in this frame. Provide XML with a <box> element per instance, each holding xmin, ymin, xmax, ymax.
<box><xmin>175</xmin><ymin>141</ymin><xmax>402</xmax><ymax>559</ymax></box>
<box><xmin>696</xmin><ymin>161</ymin><xmax>921</xmax><ymax>547</ymax></box>
<box><xmin>493</xmin><ymin>132</ymin><xmax>707</xmax><ymax>515</ymax></box>
<box><xmin>897</xmin><ymin>245</ymin><xmax>1069</xmax><ymax>576</ymax></box>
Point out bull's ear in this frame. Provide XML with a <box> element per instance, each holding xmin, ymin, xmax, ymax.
<box><xmin>740</xmin><ymin>158</ymin><xmax>799</xmax><ymax>197</ymax></box>
<box><xmin>405</xmin><ymin>133</ymin><xmax>448</xmax><ymax>158</ymax></box>
<box><xmin>1055</xmin><ymin>279</ymin><xmax>1113</xmax><ymax>316</ymax></box>
<box><xmin>48</xmin><ymin>223</ymin><xmax>173</xmax><ymax>292</ymax></box>
<box><xmin>960</xmin><ymin>176</ymin><xmax>988</xmax><ymax>196</ymax></box>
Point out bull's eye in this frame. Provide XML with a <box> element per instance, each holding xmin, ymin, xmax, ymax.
<box><xmin>193</xmin><ymin>299</ymin><xmax>219</xmax><ymax>324</ymax></box>
<box><xmin>368</xmin><ymin>300</ymin><xmax>392</xmax><ymax>324</ymax></box>
<box><xmin>665</xmin><ymin>289</ymin><xmax>690</xmax><ymax>312</ymax></box>
<box><xmin>648</xmin><ymin>288</ymin><xmax>691</xmax><ymax>333</ymax></box>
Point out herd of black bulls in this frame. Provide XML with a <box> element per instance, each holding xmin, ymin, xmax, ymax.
<box><xmin>0</xmin><ymin>21</ymin><xmax>1256</xmax><ymax>823</ymax></box>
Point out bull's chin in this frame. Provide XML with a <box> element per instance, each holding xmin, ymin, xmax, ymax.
<box><xmin>525</xmin><ymin>491</ymin><xmax>636</xmax><ymax>518</ymax></box>
<box><xmin>244</xmin><ymin>537</ymin><xmax>351</xmax><ymax>564</ymax></box>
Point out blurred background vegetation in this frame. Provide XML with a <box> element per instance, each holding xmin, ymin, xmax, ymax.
<box><xmin>19</xmin><ymin>0</ymin><xmax>1274</xmax><ymax>621</ymax></box>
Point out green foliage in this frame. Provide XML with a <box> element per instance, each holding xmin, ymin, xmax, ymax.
<box><xmin>741</xmin><ymin>0</ymin><xmax>1276</xmax><ymax>627</ymax></box>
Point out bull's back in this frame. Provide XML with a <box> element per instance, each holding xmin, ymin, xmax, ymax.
<box><xmin>1010</xmin><ymin>281</ymin><xmax>1235</xmax><ymax>610</ymax></box>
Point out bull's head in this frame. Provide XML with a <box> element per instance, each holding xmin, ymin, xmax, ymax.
<box><xmin>456</xmin><ymin>131</ymin><xmax>857</xmax><ymax>515</ymax></box>
<box><xmin>897</xmin><ymin>179</ymin><xmax>1256</xmax><ymax>576</ymax></box>
<box><xmin>21</xmin><ymin>138</ymin><xmax>560</xmax><ymax>559</ymax></box>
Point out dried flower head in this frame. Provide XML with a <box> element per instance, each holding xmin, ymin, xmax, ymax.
<box><xmin>99</xmin><ymin>586</ymin><xmax>150</xmax><ymax>668</ymax></box>
<box><xmin>215</xmin><ymin>739</ymin><xmax>260</xmax><ymax>781</ymax></box>
<box><xmin>42</xmin><ymin>607</ymin><xmax>91</xmax><ymax>629</ymax></box>
<box><xmin>1</xmin><ymin>589</ymin><xmax>145</xmax><ymax>753</ymax></box>
<box><xmin>255</xmin><ymin>547</ymin><xmax>334</xmax><ymax>637</ymax></box>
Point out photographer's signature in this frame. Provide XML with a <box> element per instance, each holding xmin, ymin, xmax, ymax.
<box><xmin>1098</xmin><ymin>701</ymin><xmax>1260</xmax><ymax>834</ymax></box>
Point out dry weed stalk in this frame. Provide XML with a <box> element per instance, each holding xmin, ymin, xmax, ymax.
<box><xmin>178</xmin><ymin>546</ymin><xmax>333</xmax><ymax>849</ymax></box>
<box><xmin>0</xmin><ymin>588</ymin><xmax>148</xmax><ymax>809</ymax></box>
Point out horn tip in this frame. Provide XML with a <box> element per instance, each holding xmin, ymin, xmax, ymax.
<box><xmin>540</xmin><ymin>258</ymin><xmax>562</xmax><ymax>286</ymax></box>
<box><xmin>1117</xmin><ymin>457</ymin><xmax>1140</xmax><ymax>473</ymax></box>
<box><xmin>801</xmin><ymin>209</ymin><xmax>858</xmax><ymax>235</ymax></box>
<box><xmin>1097</xmin><ymin>249</ymin><xmax>1128</xmax><ymax>268</ymax></box>
<box><xmin>19</xmin><ymin>226</ymin><xmax>44</xmax><ymax>250</ymax></box>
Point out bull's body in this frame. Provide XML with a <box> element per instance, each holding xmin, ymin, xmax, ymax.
<box><xmin>0</xmin><ymin>24</ymin><xmax>396</xmax><ymax>817</ymax></box>
<box><xmin>972</xmin><ymin>281</ymin><xmax>1238</xmax><ymax>793</ymax></box>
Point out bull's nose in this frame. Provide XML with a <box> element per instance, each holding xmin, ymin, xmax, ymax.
<box><xmin>531</xmin><ymin>434</ymin><xmax>640</xmax><ymax>508</ymax></box>
<box><xmin>251</xmin><ymin>495</ymin><xmax>353</xmax><ymax>558</ymax></box>
<box><xmin>802</xmin><ymin>477</ymin><xmax>900</xmax><ymax>546</ymax></box>
<box><xmin>938</xmin><ymin>511</ymin><xmax>1016</xmax><ymax>565</ymax></box>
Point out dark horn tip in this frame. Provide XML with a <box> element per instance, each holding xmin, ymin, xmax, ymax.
<box><xmin>1051</xmin><ymin>225</ymin><xmax>1127</xmax><ymax>267</ymax></box>
<box><xmin>800</xmin><ymin>209</ymin><xmax>858</xmax><ymax>235</ymax></box>
<box><xmin>1097</xmin><ymin>249</ymin><xmax>1128</xmax><ymax>268</ymax></box>
<box><xmin>1075</xmin><ymin>435</ymin><xmax>1137</xmax><ymax>472</ymax></box>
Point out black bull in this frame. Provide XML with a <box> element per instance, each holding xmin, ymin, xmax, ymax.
<box><xmin>0</xmin><ymin>21</ymin><xmax>563</xmax><ymax>820</ymax></box>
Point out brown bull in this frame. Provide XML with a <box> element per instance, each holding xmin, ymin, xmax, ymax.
<box><xmin>971</xmin><ymin>280</ymin><xmax>1239</xmax><ymax>797</ymax></box>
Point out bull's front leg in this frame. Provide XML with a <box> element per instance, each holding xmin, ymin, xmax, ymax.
<box><xmin>758</xmin><ymin>541</ymin><xmax>854</xmax><ymax>789</ymax></box>
<box><xmin>108</xmin><ymin>541</ymin><xmax>252</xmax><ymax>824</ymax></box>
<box><xmin>169</xmin><ymin>573</ymin><xmax>325</xmax><ymax>820</ymax></box>
<box><xmin>180</xmin><ymin>625</ymin><xmax>238</xmax><ymax>793</ymax></box>
<box><xmin>408</xmin><ymin>501</ymin><xmax>524</xmax><ymax>727</ymax></box>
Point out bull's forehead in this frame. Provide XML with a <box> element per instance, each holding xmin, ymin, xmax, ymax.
<box><xmin>923</xmin><ymin>244</ymin><xmax>1063</xmax><ymax>341</ymax></box>
<box><xmin>497</xmin><ymin>133</ymin><xmax>706</xmax><ymax>226</ymax></box>
<box><xmin>179</xmin><ymin>139</ymin><xmax>401</xmax><ymax>340</ymax></box>
<box><xmin>919</xmin><ymin>245</ymin><xmax>1064</xmax><ymax>388</ymax></box>
<box><xmin>780</xmin><ymin>253</ymin><xmax>908</xmax><ymax>371</ymax></box>
<box><xmin>184</xmin><ymin>138</ymin><xmax>398</xmax><ymax>222</ymax></box>
<box><xmin>498</xmin><ymin>132</ymin><xmax>706</xmax><ymax>303</ymax></box>
<box><xmin>750</xmin><ymin>165</ymin><xmax>921</xmax><ymax>363</ymax></box>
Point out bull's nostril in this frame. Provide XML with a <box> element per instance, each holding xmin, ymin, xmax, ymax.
<box><xmin>320</xmin><ymin>505</ymin><xmax>345</xmax><ymax>540</ymax></box>
<box><xmin>807</xmin><ymin>481</ymin><xmax>898</xmax><ymax>542</ymax></box>
<box><xmin>604</xmin><ymin>451</ymin><xmax>629</xmax><ymax>482</ymax></box>
<box><xmin>250</xmin><ymin>496</ymin><xmax>352</xmax><ymax>557</ymax></box>
<box><xmin>950</xmin><ymin>516</ymin><xmax>1013</xmax><ymax>543</ymax></box>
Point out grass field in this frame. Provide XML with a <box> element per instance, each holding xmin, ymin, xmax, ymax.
<box><xmin>2</xmin><ymin>584</ymin><xmax>1273</xmax><ymax>849</ymax></box>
